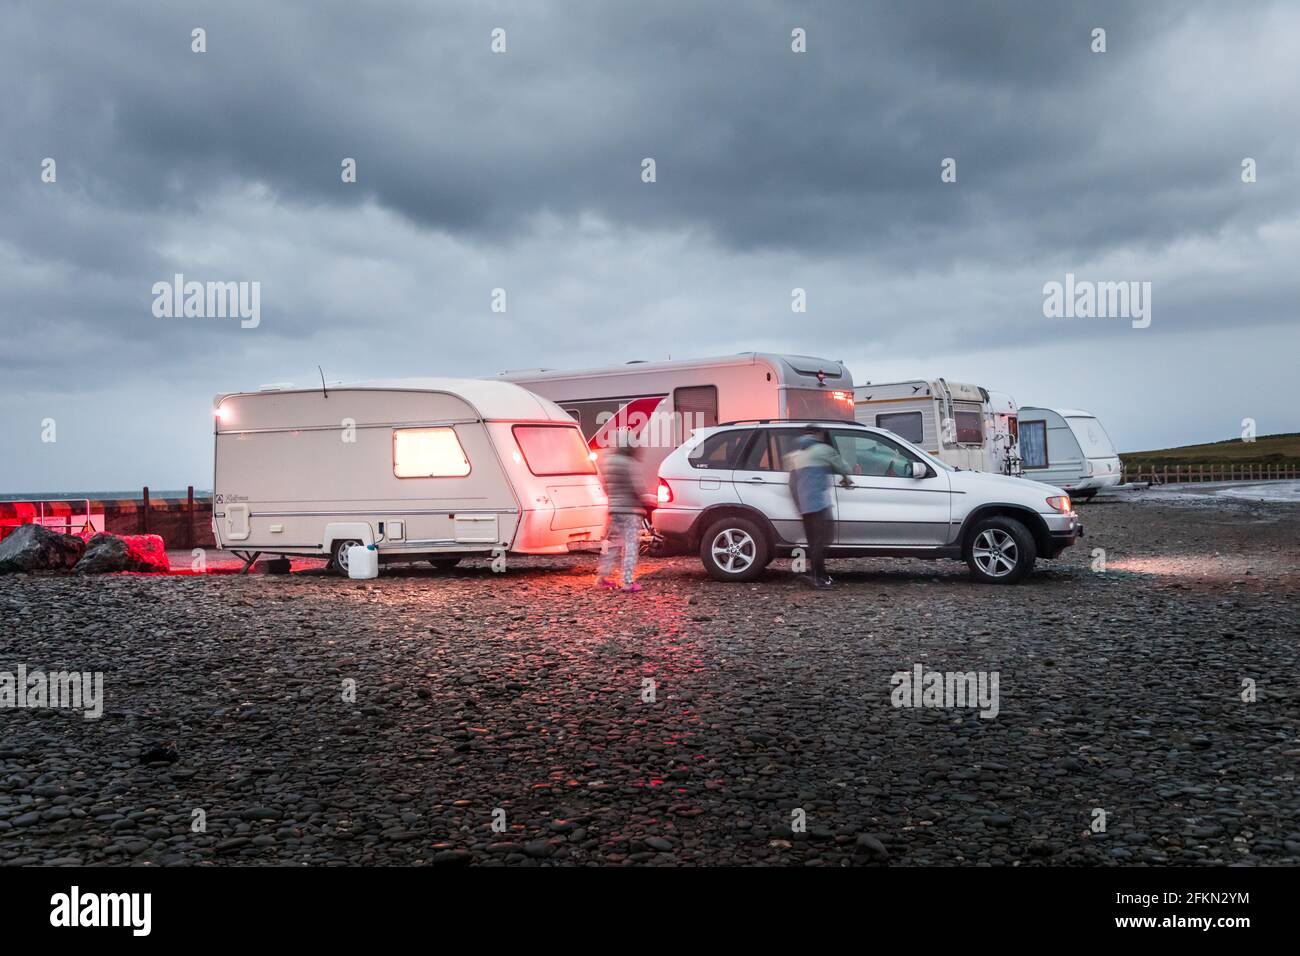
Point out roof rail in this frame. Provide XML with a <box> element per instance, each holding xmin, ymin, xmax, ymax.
<box><xmin>716</xmin><ymin>418</ymin><xmax>866</xmax><ymax>427</ymax></box>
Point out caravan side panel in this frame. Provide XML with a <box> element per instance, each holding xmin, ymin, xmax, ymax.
<box><xmin>213</xmin><ymin>389</ymin><xmax>521</xmax><ymax>557</ymax></box>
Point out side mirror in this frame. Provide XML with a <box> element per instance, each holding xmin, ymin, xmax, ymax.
<box><xmin>909</xmin><ymin>461</ymin><xmax>929</xmax><ymax>479</ymax></box>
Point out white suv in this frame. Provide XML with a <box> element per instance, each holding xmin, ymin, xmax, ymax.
<box><xmin>652</xmin><ymin>420</ymin><xmax>1081</xmax><ymax>584</ymax></box>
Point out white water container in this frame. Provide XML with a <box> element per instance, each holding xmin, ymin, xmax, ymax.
<box><xmin>347</xmin><ymin>544</ymin><xmax>379</xmax><ymax>580</ymax></box>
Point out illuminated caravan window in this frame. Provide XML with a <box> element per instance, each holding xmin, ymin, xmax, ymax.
<box><xmin>393</xmin><ymin>427</ymin><xmax>471</xmax><ymax>478</ymax></box>
<box><xmin>513</xmin><ymin>425</ymin><xmax>597</xmax><ymax>476</ymax></box>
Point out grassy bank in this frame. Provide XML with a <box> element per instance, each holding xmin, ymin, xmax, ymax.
<box><xmin>1121</xmin><ymin>433</ymin><xmax>1300</xmax><ymax>469</ymax></box>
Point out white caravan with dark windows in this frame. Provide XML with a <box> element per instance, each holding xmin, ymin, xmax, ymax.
<box><xmin>499</xmin><ymin>353</ymin><xmax>856</xmax><ymax>494</ymax></box>
<box><xmin>1016</xmin><ymin>407</ymin><xmax>1122</xmax><ymax>499</ymax></box>
<box><xmin>212</xmin><ymin>378</ymin><xmax>607</xmax><ymax>574</ymax></box>
<box><xmin>853</xmin><ymin>378</ymin><xmax>1020</xmax><ymax>475</ymax></box>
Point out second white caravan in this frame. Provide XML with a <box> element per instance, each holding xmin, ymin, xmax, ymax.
<box><xmin>212</xmin><ymin>378</ymin><xmax>608</xmax><ymax>574</ymax></box>
<box><xmin>500</xmin><ymin>353</ymin><xmax>856</xmax><ymax>493</ymax></box>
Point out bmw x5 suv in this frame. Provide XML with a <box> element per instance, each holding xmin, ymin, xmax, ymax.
<box><xmin>652</xmin><ymin>420</ymin><xmax>1081</xmax><ymax>584</ymax></box>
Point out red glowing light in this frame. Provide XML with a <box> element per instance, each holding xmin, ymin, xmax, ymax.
<box><xmin>657</xmin><ymin>478</ymin><xmax>673</xmax><ymax>505</ymax></box>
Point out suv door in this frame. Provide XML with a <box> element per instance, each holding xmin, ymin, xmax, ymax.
<box><xmin>830</xmin><ymin>429</ymin><xmax>953</xmax><ymax>546</ymax></box>
<box><xmin>732</xmin><ymin>428</ymin><xmax>834</xmax><ymax>545</ymax></box>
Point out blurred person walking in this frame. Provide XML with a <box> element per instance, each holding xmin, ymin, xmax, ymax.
<box><xmin>596</xmin><ymin>439</ymin><xmax>649</xmax><ymax>593</ymax></box>
<box><xmin>784</xmin><ymin>427</ymin><xmax>850</xmax><ymax>589</ymax></box>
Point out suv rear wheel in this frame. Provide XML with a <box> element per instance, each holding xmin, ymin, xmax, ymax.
<box><xmin>699</xmin><ymin>516</ymin><xmax>770</xmax><ymax>583</ymax></box>
<box><xmin>964</xmin><ymin>516</ymin><xmax>1036</xmax><ymax>584</ymax></box>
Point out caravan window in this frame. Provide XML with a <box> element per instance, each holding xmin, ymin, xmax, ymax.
<box><xmin>1020</xmin><ymin>421</ymin><xmax>1048</xmax><ymax>469</ymax></box>
<box><xmin>953</xmin><ymin>408</ymin><xmax>983</xmax><ymax>444</ymax></box>
<box><xmin>512</xmin><ymin>425</ymin><xmax>597</xmax><ymax>476</ymax></box>
<box><xmin>875</xmin><ymin>411</ymin><xmax>924</xmax><ymax>444</ymax></box>
<box><xmin>393</xmin><ymin>427</ymin><xmax>471</xmax><ymax>478</ymax></box>
<box><xmin>674</xmin><ymin>386</ymin><xmax>719</xmax><ymax>443</ymax></box>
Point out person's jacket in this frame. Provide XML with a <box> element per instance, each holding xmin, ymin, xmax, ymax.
<box><xmin>599</xmin><ymin>450</ymin><xmax>645</xmax><ymax>516</ymax></box>
<box><xmin>784</xmin><ymin>436</ymin><xmax>849</xmax><ymax>515</ymax></box>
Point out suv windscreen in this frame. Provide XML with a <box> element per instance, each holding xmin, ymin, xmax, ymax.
<box><xmin>687</xmin><ymin>430</ymin><xmax>750</xmax><ymax>469</ymax></box>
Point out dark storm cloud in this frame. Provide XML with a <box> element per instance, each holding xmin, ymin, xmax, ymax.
<box><xmin>8</xmin><ymin>0</ymin><xmax>1291</xmax><ymax>258</ymax></box>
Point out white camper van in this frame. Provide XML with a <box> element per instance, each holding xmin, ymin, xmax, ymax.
<box><xmin>212</xmin><ymin>378</ymin><xmax>608</xmax><ymax>574</ymax></box>
<box><xmin>1016</xmin><ymin>407</ymin><xmax>1121</xmax><ymax>499</ymax></box>
<box><xmin>853</xmin><ymin>379</ymin><xmax>1018</xmax><ymax>474</ymax></box>
<box><xmin>500</xmin><ymin>353</ymin><xmax>856</xmax><ymax>493</ymax></box>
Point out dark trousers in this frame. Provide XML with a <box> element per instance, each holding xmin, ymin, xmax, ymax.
<box><xmin>801</xmin><ymin>507</ymin><xmax>833</xmax><ymax>579</ymax></box>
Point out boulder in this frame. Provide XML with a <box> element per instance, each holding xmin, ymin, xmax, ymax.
<box><xmin>0</xmin><ymin>524</ymin><xmax>86</xmax><ymax>573</ymax></box>
<box><xmin>74</xmin><ymin>533</ymin><xmax>170</xmax><ymax>574</ymax></box>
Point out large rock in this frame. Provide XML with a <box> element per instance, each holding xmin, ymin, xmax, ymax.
<box><xmin>0</xmin><ymin>524</ymin><xmax>85</xmax><ymax>572</ymax></box>
<box><xmin>74</xmin><ymin>533</ymin><xmax>170</xmax><ymax>574</ymax></box>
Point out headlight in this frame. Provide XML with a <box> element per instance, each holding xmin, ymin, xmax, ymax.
<box><xmin>1046</xmin><ymin>495</ymin><xmax>1072</xmax><ymax>513</ymax></box>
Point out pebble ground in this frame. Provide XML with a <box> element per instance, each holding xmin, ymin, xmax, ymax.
<box><xmin>1</xmin><ymin>494</ymin><xmax>1296</xmax><ymax>866</ymax></box>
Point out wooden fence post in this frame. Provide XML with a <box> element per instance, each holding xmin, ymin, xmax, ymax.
<box><xmin>141</xmin><ymin>486</ymin><xmax>150</xmax><ymax>534</ymax></box>
<box><xmin>186</xmin><ymin>485</ymin><xmax>195</xmax><ymax>550</ymax></box>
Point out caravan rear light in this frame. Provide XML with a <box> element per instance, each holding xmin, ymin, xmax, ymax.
<box><xmin>657</xmin><ymin>478</ymin><xmax>673</xmax><ymax>505</ymax></box>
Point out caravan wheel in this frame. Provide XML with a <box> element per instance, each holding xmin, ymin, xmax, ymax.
<box><xmin>429</xmin><ymin>557</ymin><xmax>461</xmax><ymax>571</ymax></box>
<box><xmin>330</xmin><ymin>539</ymin><xmax>363</xmax><ymax>577</ymax></box>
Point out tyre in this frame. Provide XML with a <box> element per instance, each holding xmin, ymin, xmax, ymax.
<box><xmin>330</xmin><ymin>538</ymin><xmax>364</xmax><ymax>577</ymax></box>
<box><xmin>429</xmin><ymin>557</ymin><xmax>461</xmax><ymax>571</ymax></box>
<box><xmin>964</xmin><ymin>516</ymin><xmax>1036</xmax><ymax>584</ymax></box>
<box><xmin>1074</xmin><ymin>490</ymin><xmax>1097</xmax><ymax>502</ymax></box>
<box><xmin>699</xmin><ymin>516</ymin><xmax>770</xmax><ymax>583</ymax></box>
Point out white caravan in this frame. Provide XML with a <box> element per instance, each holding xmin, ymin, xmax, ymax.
<box><xmin>1016</xmin><ymin>406</ymin><xmax>1122</xmax><ymax>499</ymax></box>
<box><xmin>500</xmin><ymin>353</ymin><xmax>856</xmax><ymax>493</ymax></box>
<box><xmin>212</xmin><ymin>378</ymin><xmax>607</xmax><ymax>574</ymax></box>
<box><xmin>853</xmin><ymin>379</ymin><xmax>1019</xmax><ymax>474</ymax></box>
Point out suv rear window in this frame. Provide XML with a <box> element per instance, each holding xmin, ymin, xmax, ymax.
<box><xmin>688</xmin><ymin>430</ymin><xmax>749</xmax><ymax>469</ymax></box>
<box><xmin>512</xmin><ymin>425</ymin><xmax>597</xmax><ymax>476</ymax></box>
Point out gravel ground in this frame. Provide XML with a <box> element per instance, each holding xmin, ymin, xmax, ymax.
<box><xmin>2</xmin><ymin>494</ymin><xmax>1297</xmax><ymax>867</ymax></box>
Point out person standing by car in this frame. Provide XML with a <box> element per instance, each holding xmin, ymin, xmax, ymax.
<box><xmin>596</xmin><ymin>439</ymin><xmax>649</xmax><ymax>592</ymax></box>
<box><xmin>784</xmin><ymin>428</ymin><xmax>850</xmax><ymax>589</ymax></box>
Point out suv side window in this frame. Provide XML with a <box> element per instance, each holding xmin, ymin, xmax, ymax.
<box><xmin>738</xmin><ymin>430</ymin><xmax>777</xmax><ymax>471</ymax></box>
<box><xmin>740</xmin><ymin>429</ymin><xmax>833</xmax><ymax>471</ymax></box>
<box><xmin>831</xmin><ymin>430</ymin><xmax>919</xmax><ymax>478</ymax></box>
<box><xmin>687</xmin><ymin>430</ymin><xmax>749</xmax><ymax>469</ymax></box>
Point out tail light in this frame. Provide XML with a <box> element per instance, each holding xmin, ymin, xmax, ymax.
<box><xmin>1046</xmin><ymin>495</ymin><xmax>1072</xmax><ymax>513</ymax></box>
<box><xmin>657</xmin><ymin>478</ymin><xmax>673</xmax><ymax>505</ymax></box>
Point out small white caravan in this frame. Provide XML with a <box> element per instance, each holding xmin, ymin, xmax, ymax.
<box><xmin>500</xmin><ymin>353</ymin><xmax>856</xmax><ymax>493</ymax></box>
<box><xmin>212</xmin><ymin>378</ymin><xmax>608</xmax><ymax>574</ymax></box>
<box><xmin>853</xmin><ymin>379</ymin><xmax>1018</xmax><ymax>474</ymax></box>
<box><xmin>1016</xmin><ymin>407</ymin><xmax>1121</xmax><ymax>498</ymax></box>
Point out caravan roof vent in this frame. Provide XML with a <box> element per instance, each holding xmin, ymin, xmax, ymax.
<box><xmin>259</xmin><ymin>383</ymin><xmax>295</xmax><ymax>391</ymax></box>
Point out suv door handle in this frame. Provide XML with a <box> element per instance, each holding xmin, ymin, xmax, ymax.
<box><xmin>746</xmin><ymin>477</ymin><xmax>766</xmax><ymax>483</ymax></box>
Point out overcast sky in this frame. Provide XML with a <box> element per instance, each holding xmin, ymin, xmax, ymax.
<box><xmin>3</xmin><ymin>0</ymin><xmax>1297</xmax><ymax>492</ymax></box>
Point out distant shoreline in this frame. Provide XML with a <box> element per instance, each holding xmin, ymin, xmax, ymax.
<box><xmin>0</xmin><ymin>490</ymin><xmax>212</xmax><ymax>502</ymax></box>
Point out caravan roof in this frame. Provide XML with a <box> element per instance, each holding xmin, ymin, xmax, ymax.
<box><xmin>500</xmin><ymin>352</ymin><xmax>849</xmax><ymax>384</ymax></box>
<box><xmin>215</xmin><ymin>377</ymin><xmax>572</xmax><ymax>424</ymax></box>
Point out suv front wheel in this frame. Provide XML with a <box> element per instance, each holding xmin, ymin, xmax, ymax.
<box><xmin>964</xmin><ymin>516</ymin><xmax>1036</xmax><ymax>584</ymax></box>
<box><xmin>699</xmin><ymin>516</ymin><xmax>770</xmax><ymax>583</ymax></box>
